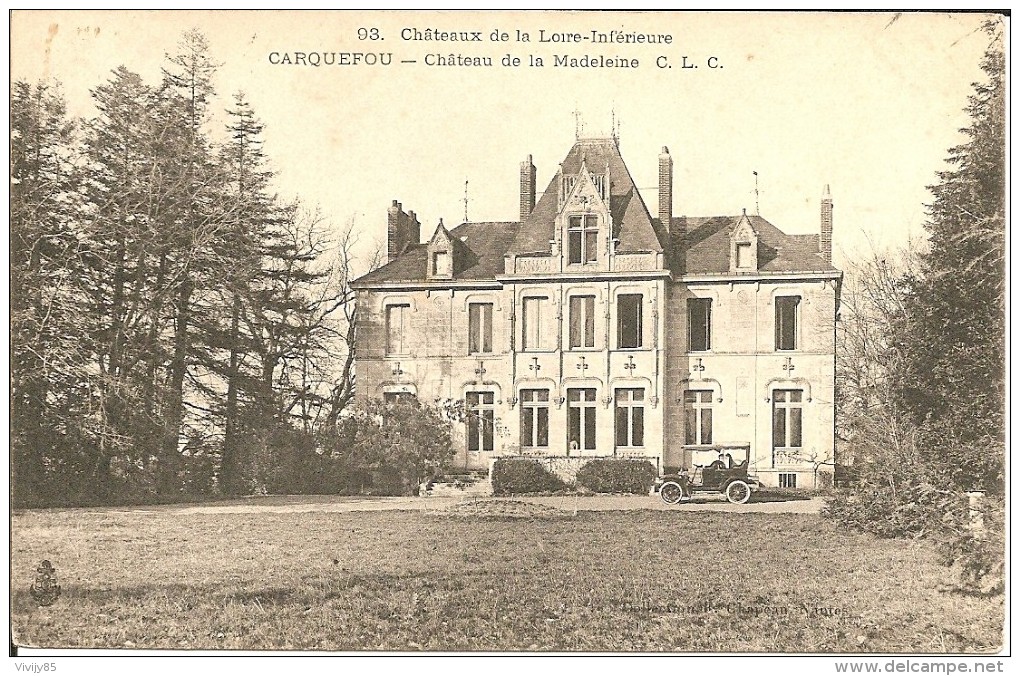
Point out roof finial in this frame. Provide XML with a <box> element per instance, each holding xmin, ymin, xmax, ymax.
<box><xmin>463</xmin><ymin>179</ymin><xmax>470</xmax><ymax>222</ymax></box>
<box><xmin>753</xmin><ymin>171</ymin><xmax>760</xmax><ymax>215</ymax></box>
<box><xmin>573</xmin><ymin>105</ymin><xmax>582</xmax><ymax>140</ymax></box>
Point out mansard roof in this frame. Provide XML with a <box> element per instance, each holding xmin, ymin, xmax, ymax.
<box><xmin>507</xmin><ymin>138</ymin><xmax>664</xmax><ymax>256</ymax></box>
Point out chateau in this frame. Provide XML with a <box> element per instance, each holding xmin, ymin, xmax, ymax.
<box><xmin>351</xmin><ymin>137</ymin><xmax>841</xmax><ymax>488</ymax></box>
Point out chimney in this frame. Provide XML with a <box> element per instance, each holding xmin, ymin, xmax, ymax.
<box><xmin>387</xmin><ymin>200</ymin><xmax>421</xmax><ymax>263</ymax></box>
<box><xmin>820</xmin><ymin>185</ymin><xmax>833</xmax><ymax>263</ymax></box>
<box><xmin>520</xmin><ymin>154</ymin><xmax>536</xmax><ymax>223</ymax></box>
<box><xmin>658</xmin><ymin>146</ymin><xmax>673</xmax><ymax>234</ymax></box>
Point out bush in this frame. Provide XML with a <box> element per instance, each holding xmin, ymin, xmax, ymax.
<box><xmin>492</xmin><ymin>458</ymin><xmax>568</xmax><ymax>495</ymax></box>
<box><xmin>575</xmin><ymin>459</ymin><xmax>657</xmax><ymax>494</ymax></box>
<box><xmin>823</xmin><ymin>414</ymin><xmax>1004</xmax><ymax>594</ymax></box>
<box><xmin>323</xmin><ymin>398</ymin><xmax>456</xmax><ymax>496</ymax></box>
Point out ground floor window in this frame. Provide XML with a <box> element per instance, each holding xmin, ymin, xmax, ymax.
<box><xmin>567</xmin><ymin>388</ymin><xmax>596</xmax><ymax>451</ymax></box>
<box><xmin>683</xmin><ymin>390</ymin><xmax>713</xmax><ymax>445</ymax></box>
<box><xmin>614</xmin><ymin>388</ymin><xmax>645</xmax><ymax>448</ymax></box>
<box><xmin>383</xmin><ymin>392</ymin><xmax>416</xmax><ymax>405</ymax></box>
<box><xmin>779</xmin><ymin>472</ymin><xmax>797</xmax><ymax>489</ymax></box>
<box><xmin>520</xmin><ymin>389</ymin><xmax>549</xmax><ymax>448</ymax></box>
<box><xmin>466</xmin><ymin>391</ymin><xmax>494</xmax><ymax>452</ymax></box>
<box><xmin>772</xmin><ymin>389</ymin><xmax>803</xmax><ymax>451</ymax></box>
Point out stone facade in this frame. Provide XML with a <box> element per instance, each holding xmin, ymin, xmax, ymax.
<box><xmin>353</xmin><ymin>137</ymin><xmax>842</xmax><ymax>489</ymax></box>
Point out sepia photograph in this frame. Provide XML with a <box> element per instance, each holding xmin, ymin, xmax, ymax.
<box><xmin>8</xmin><ymin>9</ymin><xmax>1006</xmax><ymax>666</ymax></box>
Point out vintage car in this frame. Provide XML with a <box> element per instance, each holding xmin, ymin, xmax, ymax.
<box><xmin>654</xmin><ymin>444</ymin><xmax>761</xmax><ymax>505</ymax></box>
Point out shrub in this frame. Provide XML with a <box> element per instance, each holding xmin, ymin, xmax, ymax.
<box><xmin>323</xmin><ymin>398</ymin><xmax>456</xmax><ymax>496</ymax></box>
<box><xmin>823</xmin><ymin>413</ymin><xmax>1004</xmax><ymax>594</ymax></box>
<box><xmin>937</xmin><ymin>495</ymin><xmax>1004</xmax><ymax>595</ymax></box>
<box><xmin>575</xmin><ymin>459</ymin><xmax>657</xmax><ymax>494</ymax></box>
<box><xmin>492</xmin><ymin>458</ymin><xmax>568</xmax><ymax>495</ymax></box>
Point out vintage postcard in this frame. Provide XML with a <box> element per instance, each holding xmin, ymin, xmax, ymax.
<box><xmin>9</xmin><ymin>9</ymin><xmax>1006</xmax><ymax>668</ymax></box>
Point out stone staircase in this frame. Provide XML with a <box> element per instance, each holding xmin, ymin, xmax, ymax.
<box><xmin>425</xmin><ymin>470</ymin><xmax>492</xmax><ymax>498</ymax></box>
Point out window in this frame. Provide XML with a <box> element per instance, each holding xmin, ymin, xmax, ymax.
<box><xmin>568</xmin><ymin>215</ymin><xmax>599</xmax><ymax>264</ymax></box>
<box><xmin>684</xmin><ymin>390</ymin><xmax>713</xmax><ymax>445</ymax></box>
<box><xmin>736</xmin><ymin>242</ymin><xmax>753</xmax><ymax>269</ymax></box>
<box><xmin>614</xmin><ymin>388</ymin><xmax>645</xmax><ymax>448</ymax></box>
<box><xmin>779</xmin><ymin>473</ymin><xmax>798</xmax><ymax>489</ymax></box>
<box><xmin>688</xmin><ymin>298</ymin><xmax>712</xmax><ymax>352</ymax></box>
<box><xmin>468</xmin><ymin>302</ymin><xmax>493</xmax><ymax>354</ymax></box>
<box><xmin>520</xmin><ymin>389</ymin><xmax>549</xmax><ymax>448</ymax></box>
<box><xmin>433</xmin><ymin>251</ymin><xmax>452</xmax><ymax>277</ymax></box>
<box><xmin>617</xmin><ymin>294</ymin><xmax>643</xmax><ymax>349</ymax></box>
<box><xmin>772</xmin><ymin>389</ymin><xmax>803</xmax><ymax>450</ymax></box>
<box><xmin>383</xmin><ymin>392</ymin><xmax>416</xmax><ymax>405</ymax></box>
<box><xmin>567</xmin><ymin>388</ymin><xmax>597</xmax><ymax>451</ymax></box>
<box><xmin>775</xmin><ymin>296</ymin><xmax>800</xmax><ymax>351</ymax></box>
<box><xmin>569</xmin><ymin>295</ymin><xmax>596</xmax><ymax>349</ymax></box>
<box><xmin>466</xmin><ymin>391</ymin><xmax>494</xmax><ymax>452</ymax></box>
<box><xmin>522</xmin><ymin>297</ymin><xmax>544</xmax><ymax>350</ymax></box>
<box><xmin>386</xmin><ymin>304</ymin><xmax>409</xmax><ymax>355</ymax></box>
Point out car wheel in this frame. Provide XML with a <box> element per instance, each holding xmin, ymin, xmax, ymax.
<box><xmin>725</xmin><ymin>480</ymin><xmax>751</xmax><ymax>505</ymax></box>
<box><xmin>659</xmin><ymin>481</ymin><xmax>684</xmax><ymax>505</ymax></box>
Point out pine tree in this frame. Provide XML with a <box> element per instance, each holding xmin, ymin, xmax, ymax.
<box><xmin>894</xmin><ymin>21</ymin><xmax>1005</xmax><ymax>491</ymax></box>
<box><xmin>10</xmin><ymin>81</ymin><xmax>92</xmax><ymax>501</ymax></box>
<box><xmin>153</xmin><ymin>29</ymin><xmax>226</xmax><ymax>488</ymax></box>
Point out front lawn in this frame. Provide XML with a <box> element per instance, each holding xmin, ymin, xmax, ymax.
<box><xmin>11</xmin><ymin>506</ymin><xmax>1002</xmax><ymax>652</ymax></box>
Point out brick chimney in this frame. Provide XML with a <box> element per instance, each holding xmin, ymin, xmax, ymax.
<box><xmin>658</xmin><ymin>146</ymin><xmax>673</xmax><ymax>234</ymax></box>
<box><xmin>820</xmin><ymin>185</ymin><xmax>833</xmax><ymax>263</ymax></box>
<box><xmin>520</xmin><ymin>154</ymin><xmax>536</xmax><ymax>223</ymax></box>
<box><xmin>387</xmin><ymin>200</ymin><xmax>421</xmax><ymax>263</ymax></box>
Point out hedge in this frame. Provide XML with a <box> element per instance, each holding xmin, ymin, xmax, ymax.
<box><xmin>491</xmin><ymin>458</ymin><xmax>568</xmax><ymax>495</ymax></box>
<box><xmin>575</xmin><ymin>458</ymin><xmax>658</xmax><ymax>494</ymax></box>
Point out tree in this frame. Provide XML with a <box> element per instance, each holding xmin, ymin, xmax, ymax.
<box><xmin>894</xmin><ymin>21</ymin><xmax>1005</xmax><ymax>492</ymax></box>
<box><xmin>152</xmin><ymin>29</ymin><xmax>227</xmax><ymax>488</ymax></box>
<box><xmin>10</xmin><ymin>80</ymin><xmax>93</xmax><ymax>502</ymax></box>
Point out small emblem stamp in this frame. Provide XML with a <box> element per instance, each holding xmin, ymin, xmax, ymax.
<box><xmin>30</xmin><ymin>560</ymin><xmax>61</xmax><ymax>607</ymax></box>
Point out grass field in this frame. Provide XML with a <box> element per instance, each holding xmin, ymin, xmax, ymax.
<box><xmin>11</xmin><ymin>503</ymin><xmax>1003</xmax><ymax>652</ymax></box>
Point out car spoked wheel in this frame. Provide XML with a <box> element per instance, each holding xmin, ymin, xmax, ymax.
<box><xmin>659</xmin><ymin>481</ymin><xmax>684</xmax><ymax>505</ymax></box>
<box><xmin>725</xmin><ymin>480</ymin><xmax>751</xmax><ymax>505</ymax></box>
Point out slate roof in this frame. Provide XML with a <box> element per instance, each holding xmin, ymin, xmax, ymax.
<box><xmin>662</xmin><ymin>215</ymin><xmax>837</xmax><ymax>275</ymax></box>
<box><xmin>507</xmin><ymin>138</ymin><xmax>663</xmax><ymax>256</ymax></box>
<box><xmin>353</xmin><ymin>221</ymin><xmax>520</xmax><ymax>285</ymax></box>
<box><xmin>353</xmin><ymin>141</ymin><xmax>838</xmax><ymax>287</ymax></box>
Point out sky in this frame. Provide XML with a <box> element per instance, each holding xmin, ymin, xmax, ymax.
<box><xmin>10</xmin><ymin>10</ymin><xmax>1000</xmax><ymax>276</ymax></box>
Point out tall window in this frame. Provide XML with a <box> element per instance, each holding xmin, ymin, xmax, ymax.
<box><xmin>468</xmin><ymin>302</ymin><xmax>493</xmax><ymax>354</ymax></box>
<box><xmin>617</xmin><ymin>294</ymin><xmax>643</xmax><ymax>349</ymax></box>
<box><xmin>569</xmin><ymin>295</ymin><xmax>596</xmax><ymax>349</ymax></box>
<box><xmin>775</xmin><ymin>296</ymin><xmax>800</xmax><ymax>351</ymax></box>
<box><xmin>386</xmin><ymin>304</ymin><xmax>409</xmax><ymax>355</ymax></box>
<box><xmin>466</xmin><ymin>391</ymin><xmax>495</xmax><ymax>452</ymax></box>
<box><xmin>614</xmin><ymin>388</ymin><xmax>645</xmax><ymax>448</ymax></box>
<box><xmin>688</xmin><ymin>298</ymin><xmax>712</xmax><ymax>352</ymax></box>
<box><xmin>568</xmin><ymin>215</ymin><xmax>599</xmax><ymax>264</ymax></box>
<box><xmin>522</xmin><ymin>297</ymin><xmax>544</xmax><ymax>351</ymax></box>
<box><xmin>567</xmin><ymin>388</ymin><xmax>597</xmax><ymax>451</ymax></box>
<box><xmin>684</xmin><ymin>390</ymin><xmax>713</xmax><ymax>445</ymax></box>
<box><xmin>772</xmin><ymin>390</ymin><xmax>803</xmax><ymax>451</ymax></box>
<box><xmin>520</xmin><ymin>389</ymin><xmax>549</xmax><ymax>448</ymax></box>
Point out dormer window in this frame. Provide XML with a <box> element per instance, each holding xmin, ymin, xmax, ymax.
<box><xmin>568</xmin><ymin>215</ymin><xmax>599</xmax><ymax>264</ymax></box>
<box><xmin>729</xmin><ymin>212</ymin><xmax>759</xmax><ymax>272</ymax></box>
<box><xmin>426</xmin><ymin>219</ymin><xmax>455</xmax><ymax>279</ymax></box>
<box><xmin>736</xmin><ymin>243</ymin><xmax>753</xmax><ymax>269</ymax></box>
<box><xmin>433</xmin><ymin>251</ymin><xmax>452</xmax><ymax>277</ymax></box>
